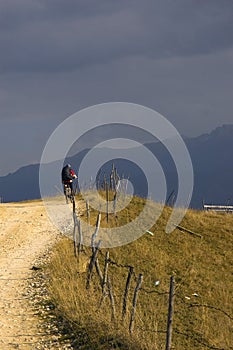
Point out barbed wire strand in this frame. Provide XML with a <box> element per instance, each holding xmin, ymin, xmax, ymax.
<box><xmin>174</xmin><ymin>328</ymin><xmax>232</xmax><ymax>350</ymax></box>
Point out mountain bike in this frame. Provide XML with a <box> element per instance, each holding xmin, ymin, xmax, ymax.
<box><xmin>63</xmin><ymin>183</ymin><xmax>74</xmax><ymax>204</ymax></box>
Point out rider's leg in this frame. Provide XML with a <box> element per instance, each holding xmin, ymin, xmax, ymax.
<box><xmin>69</xmin><ymin>182</ymin><xmax>74</xmax><ymax>196</ymax></box>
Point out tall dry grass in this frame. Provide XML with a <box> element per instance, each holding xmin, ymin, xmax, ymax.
<box><xmin>47</xmin><ymin>194</ymin><xmax>233</xmax><ymax>349</ymax></box>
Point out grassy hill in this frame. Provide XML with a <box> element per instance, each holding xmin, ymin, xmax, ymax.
<box><xmin>47</xmin><ymin>194</ymin><xmax>233</xmax><ymax>349</ymax></box>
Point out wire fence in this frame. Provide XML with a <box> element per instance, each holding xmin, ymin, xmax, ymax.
<box><xmin>69</xmin><ymin>179</ymin><xmax>232</xmax><ymax>350</ymax></box>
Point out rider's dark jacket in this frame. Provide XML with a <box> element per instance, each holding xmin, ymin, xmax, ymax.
<box><xmin>61</xmin><ymin>165</ymin><xmax>73</xmax><ymax>183</ymax></box>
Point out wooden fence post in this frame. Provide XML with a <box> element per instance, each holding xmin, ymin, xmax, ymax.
<box><xmin>72</xmin><ymin>198</ymin><xmax>76</xmax><ymax>212</ymax></box>
<box><xmin>165</xmin><ymin>276</ymin><xmax>175</xmax><ymax>350</ymax></box>
<box><xmin>99</xmin><ymin>251</ymin><xmax>109</xmax><ymax>307</ymax></box>
<box><xmin>103</xmin><ymin>174</ymin><xmax>107</xmax><ymax>191</ymax></box>
<box><xmin>129</xmin><ymin>273</ymin><xmax>143</xmax><ymax>334</ymax></box>
<box><xmin>72</xmin><ymin>198</ymin><xmax>78</xmax><ymax>257</ymax></box>
<box><xmin>175</xmin><ymin>225</ymin><xmax>202</xmax><ymax>238</ymax></box>
<box><xmin>95</xmin><ymin>258</ymin><xmax>103</xmax><ymax>285</ymax></box>
<box><xmin>86</xmin><ymin>200</ymin><xmax>90</xmax><ymax>226</ymax></box>
<box><xmin>91</xmin><ymin>213</ymin><xmax>101</xmax><ymax>250</ymax></box>
<box><xmin>102</xmin><ymin>251</ymin><xmax>109</xmax><ymax>295</ymax></box>
<box><xmin>73</xmin><ymin>221</ymin><xmax>78</xmax><ymax>257</ymax></box>
<box><xmin>86</xmin><ymin>240</ymin><xmax>101</xmax><ymax>289</ymax></box>
<box><xmin>77</xmin><ymin>218</ymin><xmax>82</xmax><ymax>256</ymax></box>
<box><xmin>106</xmin><ymin>182</ymin><xmax>109</xmax><ymax>222</ymax></box>
<box><xmin>107</xmin><ymin>276</ymin><xmax>116</xmax><ymax>320</ymax></box>
<box><xmin>86</xmin><ymin>213</ymin><xmax>102</xmax><ymax>289</ymax></box>
<box><xmin>111</xmin><ymin>163</ymin><xmax>115</xmax><ymax>191</ymax></box>
<box><xmin>122</xmin><ymin>266</ymin><xmax>134</xmax><ymax>320</ymax></box>
<box><xmin>109</xmin><ymin>171</ymin><xmax>111</xmax><ymax>191</ymax></box>
<box><xmin>113</xmin><ymin>192</ymin><xmax>117</xmax><ymax>217</ymax></box>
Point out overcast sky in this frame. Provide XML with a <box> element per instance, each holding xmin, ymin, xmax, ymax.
<box><xmin>0</xmin><ymin>0</ymin><xmax>233</xmax><ymax>176</ymax></box>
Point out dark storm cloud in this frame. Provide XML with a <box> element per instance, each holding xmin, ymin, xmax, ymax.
<box><xmin>0</xmin><ymin>0</ymin><xmax>233</xmax><ymax>176</ymax></box>
<box><xmin>0</xmin><ymin>0</ymin><xmax>233</xmax><ymax>73</ymax></box>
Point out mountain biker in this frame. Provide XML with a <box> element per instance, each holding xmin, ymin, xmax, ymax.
<box><xmin>61</xmin><ymin>164</ymin><xmax>77</xmax><ymax>196</ymax></box>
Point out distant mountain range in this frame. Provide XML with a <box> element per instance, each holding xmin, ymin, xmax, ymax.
<box><xmin>0</xmin><ymin>124</ymin><xmax>233</xmax><ymax>209</ymax></box>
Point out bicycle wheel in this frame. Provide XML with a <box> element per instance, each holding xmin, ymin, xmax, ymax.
<box><xmin>64</xmin><ymin>185</ymin><xmax>70</xmax><ymax>204</ymax></box>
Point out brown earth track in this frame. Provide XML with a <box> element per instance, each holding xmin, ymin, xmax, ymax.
<box><xmin>0</xmin><ymin>201</ymin><xmax>73</xmax><ymax>350</ymax></box>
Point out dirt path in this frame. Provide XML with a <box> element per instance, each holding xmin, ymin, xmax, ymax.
<box><xmin>0</xmin><ymin>201</ymin><xmax>72</xmax><ymax>349</ymax></box>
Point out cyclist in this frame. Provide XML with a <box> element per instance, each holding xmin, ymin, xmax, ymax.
<box><xmin>61</xmin><ymin>164</ymin><xmax>77</xmax><ymax>196</ymax></box>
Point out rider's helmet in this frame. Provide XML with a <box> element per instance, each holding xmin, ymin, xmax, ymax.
<box><xmin>66</xmin><ymin>164</ymin><xmax>71</xmax><ymax>168</ymax></box>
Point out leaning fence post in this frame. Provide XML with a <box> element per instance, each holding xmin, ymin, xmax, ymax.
<box><xmin>122</xmin><ymin>266</ymin><xmax>134</xmax><ymax>320</ymax></box>
<box><xmin>86</xmin><ymin>240</ymin><xmax>101</xmax><ymax>289</ymax></box>
<box><xmin>87</xmin><ymin>213</ymin><xmax>102</xmax><ymax>289</ymax></box>
<box><xmin>95</xmin><ymin>258</ymin><xmax>103</xmax><ymax>285</ymax></box>
<box><xmin>99</xmin><ymin>251</ymin><xmax>109</xmax><ymax>307</ymax></box>
<box><xmin>165</xmin><ymin>276</ymin><xmax>175</xmax><ymax>350</ymax></box>
<box><xmin>129</xmin><ymin>273</ymin><xmax>143</xmax><ymax>334</ymax></box>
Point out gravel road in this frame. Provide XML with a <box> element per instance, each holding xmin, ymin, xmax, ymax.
<box><xmin>0</xmin><ymin>201</ymin><xmax>73</xmax><ymax>349</ymax></box>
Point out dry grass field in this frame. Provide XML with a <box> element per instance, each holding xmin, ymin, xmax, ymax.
<box><xmin>47</xmin><ymin>193</ymin><xmax>233</xmax><ymax>349</ymax></box>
